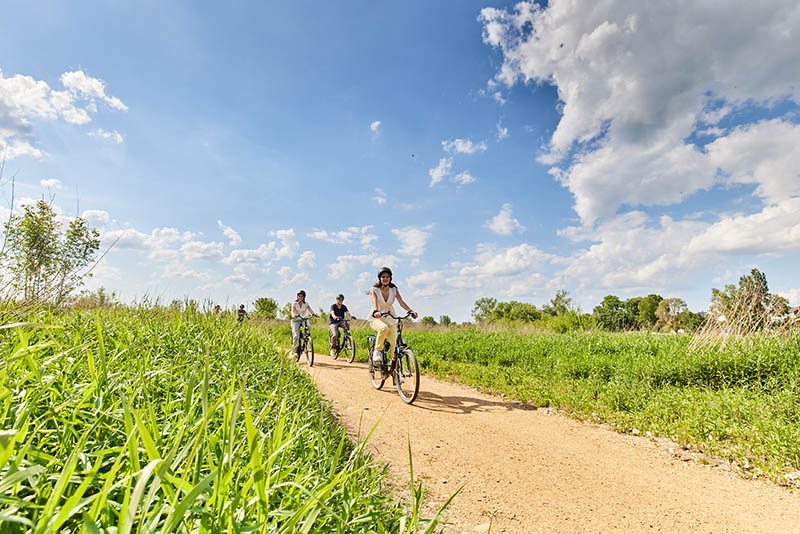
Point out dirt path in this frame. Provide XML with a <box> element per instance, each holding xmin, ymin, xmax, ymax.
<box><xmin>303</xmin><ymin>356</ymin><xmax>800</xmax><ymax>533</ymax></box>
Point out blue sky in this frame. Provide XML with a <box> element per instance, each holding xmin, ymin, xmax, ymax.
<box><xmin>2</xmin><ymin>0</ymin><xmax>799</xmax><ymax>321</ymax></box>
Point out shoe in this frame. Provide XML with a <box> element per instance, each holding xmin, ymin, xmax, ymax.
<box><xmin>372</xmin><ymin>350</ymin><xmax>383</xmax><ymax>364</ymax></box>
<box><xmin>330</xmin><ymin>349</ymin><xmax>336</xmax><ymax>357</ymax></box>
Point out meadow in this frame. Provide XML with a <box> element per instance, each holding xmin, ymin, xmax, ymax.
<box><xmin>0</xmin><ymin>309</ymin><xmax>447</xmax><ymax>532</ymax></box>
<box><xmin>281</xmin><ymin>320</ymin><xmax>800</xmax><ymax>484</ymax></box>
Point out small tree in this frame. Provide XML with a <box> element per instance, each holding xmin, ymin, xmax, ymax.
<box><xmin>3</xmin><ymin>199</ymin><xmax>100</xmax><ymax>304</ymax></box>
<box><xmin>593</xmin><ymin>295</ymin><xmax>629</xmax><ymax>331</ymax></box>
<box><xmin>280</xmin><ymin>302</ymin><xmax>292</xmax><ymax>319</ymax></box>
<box><xmin>253</xmin><ymin>297</ymin><xmax>278</xmax><ymax>319</ymax></box>
<box><xmin>542</xmin><ymin>289</ymin><xmax>573</xmax><ymax>316</ymax></box>
<box><xmin>439</xmin><ymin>315</ymin><xmax>452</xmax><ymax>326</ymax></box>
<box><xmin>656</xmin><ymin>297</ymin><xmax>687</xmax><ymax>331</ymax></box>
<box><xmin>710</xmin><ymin>268</ymin><xmax>789</xmax><ymax>331</ymax></box>
<box><xmin>471</xmin><ymin>297</ymin><xmax>497</xmax><ymax>323</ymax></box>
<box><xmin>637</xmin><ymin>294</ymin><xmax>663</xmax><ymax>328</ymax></box>
<box><xmin>420</xmin><ymin>316</ymin><xmax>437</xmax><ymax>326</ymax></box>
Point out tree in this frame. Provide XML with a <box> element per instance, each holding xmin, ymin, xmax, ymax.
<box><xmin>656</xmin><ymin>298</ymin><xmax>687</xmax><ymax>331</ymax></box>
<box><xmin>490</xmin><ymin>301</ymin><xmax>541</xmax><ymax>323</ymax></box>
<box><xmin>710</xmin><ymin>268</ymin><xmax>788</xmax><ymax>330</ymax></box>
<box><xmin>3</xmin><ymin>199</ymin><xmax>100</xmax><ymax>304</ymax></box>
<box><xmin>253</xmin><ymin>297</ymin><xmax>279</xmax><ymax>319</ymax></box>
<box><xmin>471</xmin><ymin>297</ymin><xmax>497</xmax><ymax>323</ymax></box>
<box><xmin>637</xmin><ymin>294</ymin><xmax>663</xmax><ymax>328</ymax></box>
<box><xmin>420</xmin><ymin>316</ymin><xmax>437</xmax><ymax>326</ymax></box>
<box><xmin>623</xmin><ymin>297</ymin><xmax>643</xmax><ymax>328</ymax></box>
<box><xmin>439</xmin><ymin>315</ymin><xmax>452</xmax><ymax>326</ymax></box>
<box><xmin>542</xmin><ymin>289</ymin><xmax>573</xmax><ymax>316</ymax></box>
<box><xmin>593</xmin><ymin>295</ymin><xmax>629</xmax><ymax>331</ymax></box>
<box><xmin>280</xmin><ymin>302</ymin><xmax>292</xmax><ymax>319</ymax></box>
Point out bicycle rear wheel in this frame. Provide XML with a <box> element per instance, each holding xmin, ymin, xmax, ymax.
<box><xmin>305</xmin><ymin>337</ymin><xmax>314</xmax><ymax>367</ymax></box>
<box><xmin>396</xmin><ymin>349</ymin><xmax>420</xmax><ymax>404</ymax></box>
<box><xmin>343</xmin><ymin>335</ymin><xmax>356</xmax><ymax>363</ymax></box>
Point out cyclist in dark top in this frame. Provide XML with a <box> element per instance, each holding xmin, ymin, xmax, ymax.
<box><xmin>237</xmin><ymin>304</ymin><xmax>248</xmax><ymax>322</ymax></box>
<box><xmin>329</xmin><ymin>294</ymin><xmax>349</xmax><ymax>357</ymax></box>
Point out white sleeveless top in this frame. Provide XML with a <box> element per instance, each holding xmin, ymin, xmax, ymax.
<box><xmin>292</xmin><ymin>302</ymin><xmax>312</xmax><ymax>317</ymax></box>
<box><xmin>371</xmin><ymin>286</ymin><xmax>397</xmax><ymax>325</ymax></box>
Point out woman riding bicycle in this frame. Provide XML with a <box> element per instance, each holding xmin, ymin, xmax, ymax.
<box><xmin>369</xmin><ymin>267</ymin><xmax>418</xmax><ymax>363</ymax></box>
<box><xmin>291</xmin><ymin>290</ymin><xmax>318</xmax><ymax>351</ymax></box>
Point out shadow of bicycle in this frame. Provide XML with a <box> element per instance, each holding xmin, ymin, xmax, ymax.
<box><xmin>412</xmin><ymin>390</ymin><xmax>538</xmax><ymax>415</ymax></box>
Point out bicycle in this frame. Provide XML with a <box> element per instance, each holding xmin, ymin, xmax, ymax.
<box><xmin>330</xmin><ymin>317</ymin><xmax>357</xmax><ymax>363</ymax></box>
<box><xmin>291</xmin><ymin>317</ymin><xmax>314</xmax><ymax>367</ymax></box>
<box><xmin>367</xmin><ymin>311</ymin><xmax>420</xmax><ymax>404</ymax></box>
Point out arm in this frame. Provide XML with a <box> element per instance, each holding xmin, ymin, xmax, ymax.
<box><xmin>329</xmin><ymin>306</ymin><xmax>337</xmax><ymax>320</ymax></box>
<box><xmin>370</xmin><ymin>288</ymin><xmax>380</xmax><ymax>318</ymax></box>
<box><xmin>395</xmin><ymin>290</ymin><xmax>418</xmax><ymax>318</ymax></box>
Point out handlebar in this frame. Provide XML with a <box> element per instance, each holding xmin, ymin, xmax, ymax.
<box><xmin>378</xmin><ymin>311</ymin><xmax>416</xmax><ymax>320</ymax></box>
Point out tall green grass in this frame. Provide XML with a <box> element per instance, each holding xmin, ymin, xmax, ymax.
<box><xmin>0</xmin><ymin>309</ymin><xmax>445</xmax><ymax>532</ymax></box>
<box><xmin>285</xmin><ymin>321</ymin><xmax>800</xmax><ymax>483</ymax></box>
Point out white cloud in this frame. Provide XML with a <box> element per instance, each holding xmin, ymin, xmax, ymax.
<box><xmin>269</xmin><ymin>228</ymin><xmax>299</xmax><ymax>259</ymax></box>
<box><xmin>217</xmin><ymin>220</ymin><xmax>242</xmax><ymax>247</ymax></box>
<box><xmin>485</xmin><ymin>203</ymin><xmax>526</xmax><ymax>235</ymax></box>
<box><xmin>101</xmin><ymin>226</ymin><xmax>197</xmax><ymax>262</ymax></box>
<box><xmin>451</xmin><ymin>171</ymin><xmax>476</xmax><ymax>185</ymax></box>
<box><xmin>373</xmin><ymin>188</ymin><xmax>387</xmax><ymax>205</ymax></box>
<box><xmin>297</xmin><ymin>250</ymin><xmax>317</xmax><ymax>270</ymax></box>
<box><xmin>442</xmin><ymin>138</ymin><xmax>488</xmax><ymax>154</ymax></box>
<box><xmin>327</xmin><ymin>253</ymin><xmax>397</xmax><ymax>280</ymax></box>
<box><xmin>308</xmin><ymin>225</ymin><xmax>377</xmax><ymax>248</ymax></box>
<box><xmin>370</xmin><ymin>120</ymin><xmax>381</xmax><ymax>133</ymax></box>
<box><xmin>0</xmin><ymin>68</ymin><xmax>126</xmax><ymax>161</ymax></box>
<box><xmin>428</xmin><ymin>157</ymin><xmax>452</xmax><ymax>187</ymax></box>
<box><xmin>496</xmin><ymin>121</ymin><xmax>509</xmax><ymax>140</ymax></box>
<box><xmin>82</xmin><ymin>209</ymin><xmax>110</xmax><ymax>226</ymax></box>
<box><xmin>60</xmin><ymin>70</ymin><xmax>128</xmax><ymax>111</ymax></box>
<box><xmin>480</xmin><ymin>0</ymin><xmax>800</xmax><ymax>225</ymax></box>
<box><xmin>223</xmin><ymin>243</ymin><xmax>275</xmax><ymax>265</ymax></box>
<box><xmin>89</xmin><ymin>128</ymin><xmax>123</xmax><ymax>144</ymax></box>
<box><xmin>40</xmin><ymin>178</ymin><xmax>62</xmax><ymax>189</ymax></box>
<box><xmin>778</xmin><ymin>288</ymin><xmax>800</xmax><ymax>305</ymax></box>
<box><xmin>162</xmin><ymin>263</ymin><xmax>210</xmax><ymax>281</ymax></box>
<box><xmin>181</xmin><ymin>241</ymin><xmax>225</xmax><ymax>261</ymax></box>
<box><xmin>392</xmin><ymin>225</ymin><xmax>433</xmax><ymax>257</ymax></box>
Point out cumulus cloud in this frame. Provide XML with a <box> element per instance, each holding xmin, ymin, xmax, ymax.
<box><xmin>89</xmin><ymin>128</ymin><xmax>123</xmax><ymax>144</ymax></box>
<box><xmin>442</xmin><ymin>138</ymin><xmax>488</xmax><ymax>154</ymax></box>
<box><xmin>181</xmin><ymin>241</ymin><xmax>225</xmax><ymax>261</ymax></box>
<box><xmin>40</xmin><ymin>178</ymin><xmax>62</xmax><ymax>189</ymax></box>
<box><xmin>327</xmin><ymin>254</ymin><xmax>397</xmax><ymax>280</ymax></box>
<box><xmin>451</xmin><ymin>171</ymin><xmax>476</xmax><ymax>185</ymax></box>
<box><xmin>370</xmin><ymin>120</ymin><xmax>381</xmax><ymax>133</ymax></box>
<box><xmin>217</xmin><ymin>220</ymin><xmax>242</xmax><ymax>247</ymax></box>
<box><xmin>373</xmin><ymin>188</ymin><xmax>387</xmax><ymax>205</ymax></box>
<box><xmin>297</xmin><ymin>250</ymin><xmax>317</xmax><ymax>270</ymax></box>
<box><xmin>392</xmin><ymin>225</ymin><xmax>433</xmax><ymax>256</ymax></box>
<box><xmin>428</xmin><ymin>157</ymin><xmax>452</xmax><ymax>187</ymax></box>
<box><xmin>480</xmin><ymin>0</ymin><xmax>800</xmax><ymax>225</ymax></box>
<box><xmin>496</xmin><ymin>121</ymin><xmax>509</xmax><ymax>140</ymax></box>
<box><xmin>308</xmin><ymin>225</ymin><xmax>378</xmax><ymax>248</ymax></box>
<box><xmin>269</xmin><ymin>229</ymin><xmax>299</xmax><ymax>259</ymax></box>
<box><xmin>0</xmin><ymin>68</ymin><xmax>126</xmax><ymax>161</ymax></box>
<box><xmin>485</xmin><ymin>203</ymin><xmax>525</xmax><ymax>235</ymax></box>
<box><xmin>162</xmin><ymin>263</ymin><xmax>211</xmax><ymax>281</ymax></box>
<box><xmin>82</xmin><ymin>209</ymin><xmax>110</xmax><ymax>227</ymax></box>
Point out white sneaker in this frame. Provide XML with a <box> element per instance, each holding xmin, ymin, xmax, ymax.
<box><xmin>330</xmin><ymin>349</ymin><xmax>336</xmax><ymax>357</ymax></box>
<box><xmin>372</xmin><ymin>350</ymin><xmax>383</xmax><ymax>364</ymax></box>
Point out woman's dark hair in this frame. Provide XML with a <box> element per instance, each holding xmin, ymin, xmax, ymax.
<box><xmin>372</xmin><ymin>281</ymin><xmax>396</xmax><ymax>288</ymax></box>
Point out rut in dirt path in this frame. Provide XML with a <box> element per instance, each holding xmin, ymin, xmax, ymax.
<box><xmin>303</xmin><ymin>356</ymin><xmax>800</xmax><ymax>534</ymax></box>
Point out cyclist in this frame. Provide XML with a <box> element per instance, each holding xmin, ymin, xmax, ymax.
<box><xmin>369</xmin><ymin>267</ymin><xmax>417</xmax><ymax>364</ymax></box>
<box><xmin>329</xmin><ymin>293</ymin><xmax>350</xmax><ymax>357</ymax></box>
<box><xmin>237</xmin><ymin>304</ymin><xmax>248</xmax><ymax>322</ymax></box>
<box><xmin>291</xmin><ymin>290</ymin><xmax>318</xmax><ymax>351</ymax></box>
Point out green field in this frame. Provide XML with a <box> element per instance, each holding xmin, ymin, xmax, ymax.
<box><xmin>285</xmin><ymin>320</ymin><xmax>800</xmax><ymax>484</ymax></box>
<box><xmin>0</xmin><ymin>309</ymin><xmax>446</xmax><ymax>532</ymax></box>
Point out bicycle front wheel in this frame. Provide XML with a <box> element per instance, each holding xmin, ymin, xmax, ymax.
<box><xmin>396</xmin><ymin>349</ymin><xmax>420</xmax><ymax>404</ymax></box>
<box><xmin>343</xmin><ymin>335</ymin><xmax>356</xmax><ymax>363</ymax></box>
<box><xmin>305</xmin><ymin>337</ymin><xmax>314</xmax><ymax>367</ymax></box>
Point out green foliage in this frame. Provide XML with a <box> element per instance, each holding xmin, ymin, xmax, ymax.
<box><xmin>72</xmin><ymin>287</ymin><xmax>120</xmax><ymax>309</ymax></box>
<box><xmin>490</xmin><ymin>300</ymin><xmax>541</xmax><ymax>323</ymax></box>
<box><xmin>2</xmin><ymin>199</ymin><xmax>100</xmax><ymax>304</ymax></box>
<box><xmin>280</xmin><ymin>301</ymin><xmax>292</xmax><ymax>319</ymax></box>
<box><xmin>471</xmin><ymin>297</ymin><xmax>497</xmax><ymax>323</ymax></box>
<box><xmin>420</xmin><ymin>316</ymin><xmax>437</xmax><ymax>326</ymax></box>
<box><xmin>542</xmin><ymin>289</ymin><xmax>573</xmax><ymax>316</ymax></box>
<box><xmin>593</xmin><ymin>295</ymin><xmax>631</xmax><ymax>331</ymax></box>
<box><xmin>656</xmin><ymin>297</ymin><xmax>688</xmax><ymax>331</ymax></box>
<box><xmin>637</xmin><ymin>294</ymin><xmax>663</xmax><ymax>327</ymax></box>
<box><xmin>711</xmin><ymin>268</ymin><xmax>789</xmax><ymax>331</ymax></box>
<box><xmin>0</xmin><ymin>309</ymin><xmax>413</xmax><ymax>531</ymax></box>
<box><xmin>253</xmin><ymin>296</ymin><xmax>278</xmax><ymax>319</ymax></box>
<box><xmin>439</xmin><ymin>315</ymin><xmax>452</xmax><ymax>326</ymax></box>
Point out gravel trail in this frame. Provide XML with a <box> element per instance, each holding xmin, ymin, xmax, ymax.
<box><xmin>303</xmin><ymin>356</ymin><xmax>800</xmax><ymax>533</ymax></box>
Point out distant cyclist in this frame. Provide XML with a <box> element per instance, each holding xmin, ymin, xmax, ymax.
<box><xmin>291</xmin><ymin>290</ymin><xmax>318</xmax><ymax>351</ymax></box>
<box><xmin>328</xmin><ymin>294</ymin><xmax>350</xmax><ymax>357</ymax></box>
<box><xmin>369</xmin><ymin>267</ymin><xmax>417</xmax><ymax>363</ymax></box>
<box><xmin>237</xmin><ymin>304</ymin><xmax>248</xmax><ymax>322</ymax></box>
